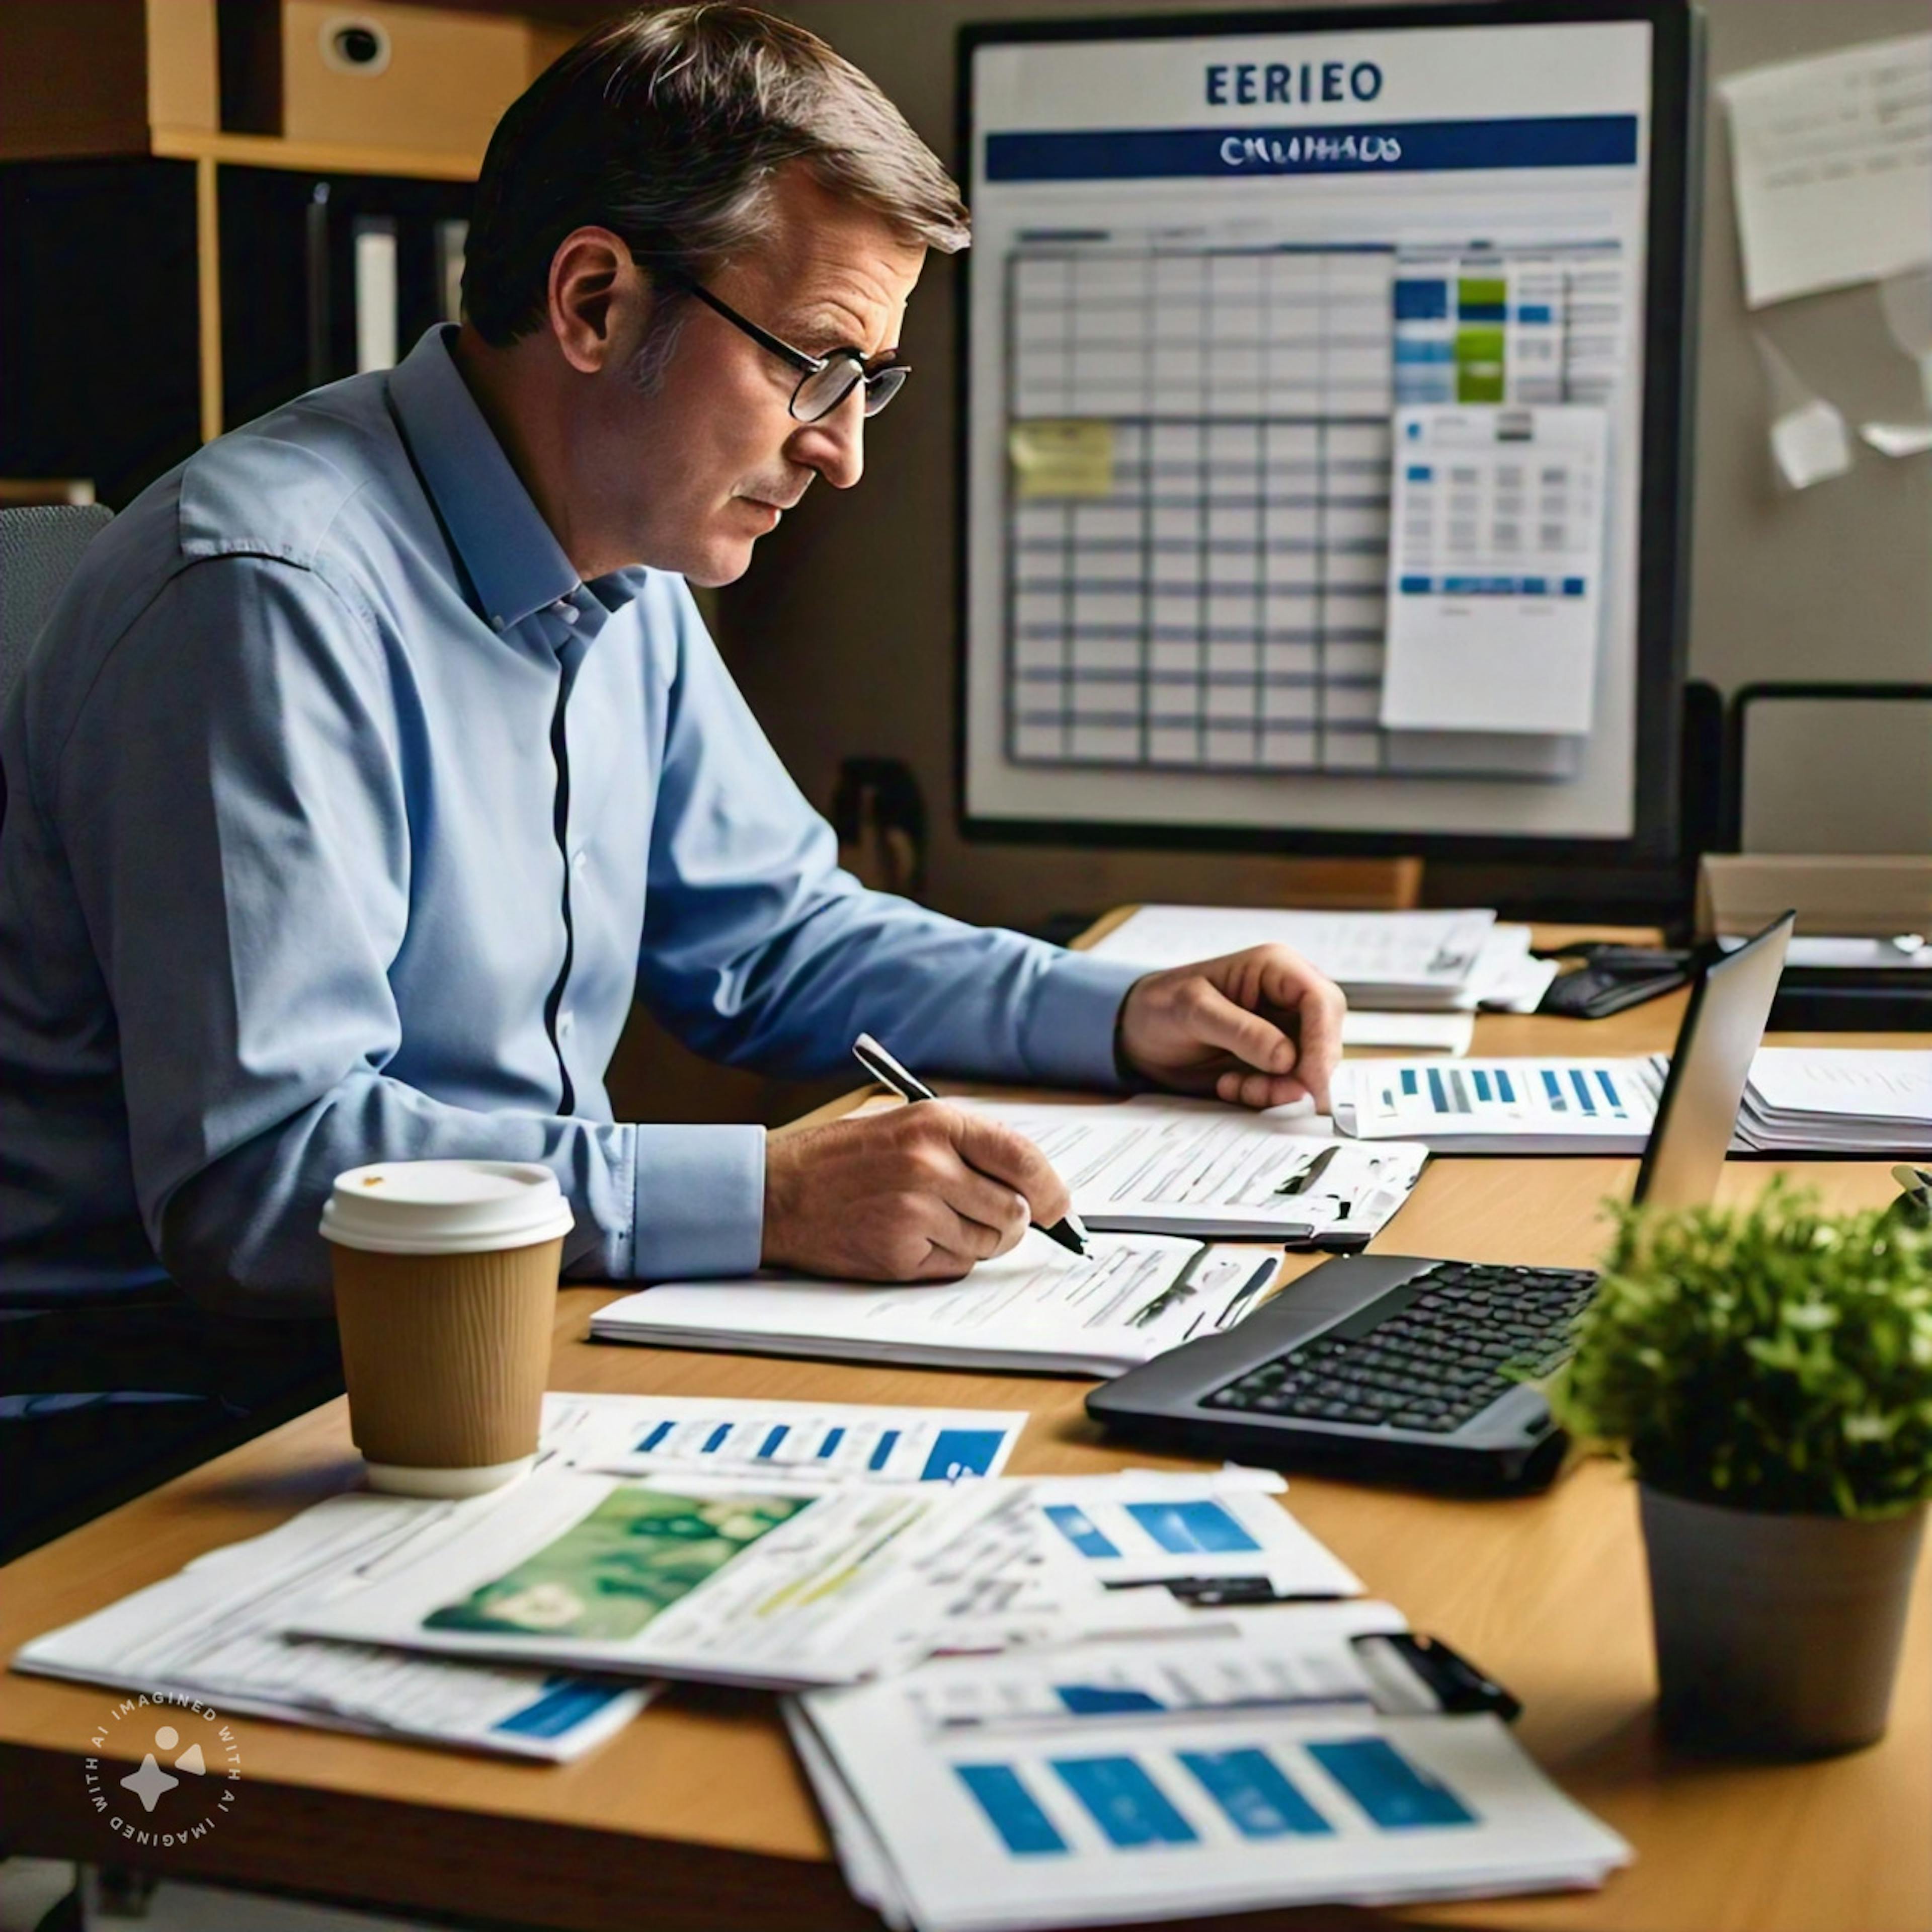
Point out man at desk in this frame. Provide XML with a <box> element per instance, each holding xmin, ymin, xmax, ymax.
<box><xmin>0</xmin><ymin>7</ymin><xmax>1341</xmax><ymax>1535</ymax></box>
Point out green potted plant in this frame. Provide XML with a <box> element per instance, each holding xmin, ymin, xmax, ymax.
<box><xmin>1546</xmin><ymin>1181</ymin><xmax>1932</xmax><ymax>1755</ymax></box>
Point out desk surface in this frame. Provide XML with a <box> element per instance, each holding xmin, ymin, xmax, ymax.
<box><xmin>2</xmin><ymin>928</ymin><xmax>1927</xmax><ymax>1932</ymax></box>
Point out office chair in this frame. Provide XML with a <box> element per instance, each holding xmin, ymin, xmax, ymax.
<box><xmin>1</xmin><ymin>502</ymin><xmax>344</xmax><ymax>1564</ymax></box>
<box><xmin>0</xmin><ymin>503</ymin><xmax>113</xmax><ymax>710</ymax></box>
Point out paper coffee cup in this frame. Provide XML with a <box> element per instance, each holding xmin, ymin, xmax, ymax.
<box><xmin>320</xmin><ymin>1161</ymin><xmax>574</xmax><ymax>1498</ymax></box>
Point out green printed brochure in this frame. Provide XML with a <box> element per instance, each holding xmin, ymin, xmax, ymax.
<box><xmin>423</xmin><ymin>1485</ymin><xmax>811</xmax><ymax>1641</ymax></box>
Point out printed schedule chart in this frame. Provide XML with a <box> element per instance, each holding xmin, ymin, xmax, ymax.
<box><xmin>1006</xmin><ymin>242</ymin><xmax>1394</xmax><ymax>775</ymax></box>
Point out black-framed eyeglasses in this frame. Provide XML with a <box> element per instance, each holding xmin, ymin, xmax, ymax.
<box><xmin>677</xmin><ymin>278</ymin><xmax>910</xmax><ymax>423</ymax></box>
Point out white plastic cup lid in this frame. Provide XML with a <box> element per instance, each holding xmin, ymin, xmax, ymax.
<box><xmin>320</xmin><ymin>1161</ymin><xmax>575</xmax><ymax>1255</ymax></box>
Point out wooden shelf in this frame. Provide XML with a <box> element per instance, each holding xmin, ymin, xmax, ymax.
<box><xmin>150</xmin><ymin>125</ymin><xmax>480</xmax><ymax>182</ymax></box>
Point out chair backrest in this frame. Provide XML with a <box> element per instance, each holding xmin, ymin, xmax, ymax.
<box><xmin>0</xmin><ymin>504</ymin><xmax>114</xmax><ymax>712</ymax></box>
<box><xmin>1724</xmin><ymin>682</ymin><xmax>1932</xmax><ymax>855</ymax></box>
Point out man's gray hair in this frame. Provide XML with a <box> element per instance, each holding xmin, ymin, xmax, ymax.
<box><xmin>462</xmin><ymin>4</ymin><xmax>970</xmax><ymax>349</ymax></box>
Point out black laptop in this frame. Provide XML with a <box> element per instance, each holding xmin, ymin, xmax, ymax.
<box><xmin>1086</xmin><ymin>914</ymin><xmax>1795</xmax><ymax>1492</ymax></box>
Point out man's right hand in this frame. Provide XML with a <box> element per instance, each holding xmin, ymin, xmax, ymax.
<box><xmin>761</xmin><ymin>1103</ymin><xmax>1072</xmax><ymax>1282</ymax></box>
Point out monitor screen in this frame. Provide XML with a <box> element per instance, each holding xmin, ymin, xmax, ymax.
<box><xmin>959</xmin><ymin>2</ymin><xmax>1697</xmax><ymax>859</ymax></box>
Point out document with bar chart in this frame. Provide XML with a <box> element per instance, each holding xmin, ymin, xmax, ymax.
<box><xmin>1330</xmin><ymin>1054</ymin><xmax>1669</xmax><ymax>1152</ymax></box>
<box><xmin>963</xmin><ymin>13</ymin><xmax>1670</xmax><ymax>847</ymax></box>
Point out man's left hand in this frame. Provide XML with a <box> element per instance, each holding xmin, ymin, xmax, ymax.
<box><xmin>1117</xmin><ymin>946</ymin><xmax>1347</xmax><ymax>1110</ymax></box>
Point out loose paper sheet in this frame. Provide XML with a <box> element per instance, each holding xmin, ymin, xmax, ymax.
<box><xmin>1720</xmin><ymin>34</ymin><xmax>1932</xmax><ymax>309</ymax></box>
<box><xmin>542</xmin><ymin>1392</ymin><xmax>1027</xmax><ymax>1486</ymax></box>
<box><xmin>1380</xmin><ymin>405</ymin><xmax>1611</xmax><ymax>738</ymax></box>
<box><xmin>1757</xmin><ymin>333</ymin><xmax>1853</xmax><ymax>490</ymax></box>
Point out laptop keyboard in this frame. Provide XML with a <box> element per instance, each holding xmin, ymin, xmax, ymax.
<box><xmin>1201</xmin><ymin>1262</ymin><xmax>1599</xmax><ymax>1434</ymax></box>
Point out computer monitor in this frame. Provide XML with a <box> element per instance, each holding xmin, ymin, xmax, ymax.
<box><xmin>1634</xmin><ymin>911</ymin><xmax>1794</xmax><ymax>1212</ymax></box>
<box><xmin>958</xmin><ymin>1</ymin><xmax>1702</xmax><ymax>864</ymax></box>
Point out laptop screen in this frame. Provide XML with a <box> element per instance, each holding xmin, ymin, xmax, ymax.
<box><xmin>1633</xmin><ymin>912</ymin><xmax>1794</xmax><ymax>1212</ymax></box>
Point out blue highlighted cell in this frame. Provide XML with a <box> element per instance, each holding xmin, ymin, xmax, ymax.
<box><xmin>1473</xmin><ymin>1069</ymin><xmax>1492</xmax><ymax>1102</ymax></box>
<box><xmin>1307</xmin><ymin>1737</ymin><xmax>1476</xmax><ymax>1829</ymax></box>
<box><xmin>495</xmin><ymin>1678</ymin><xmax>625</xmax><ymax>1739</ymax></box>
<box><xmin>1497</xmin><ymin>1069</ymin><xmax>1516</xmax><ymax>1103</ymax></box>
<box><xmin>1401</xmin><ymin>1068</ymin><xmax>1419</xmax><ymax>1096</ymax></box>
<box><xmin>1562</xmin><ymin>577</ymin><xmax>1587</xmax><ymax>596</ymax></box>
<box><xmin>1057</xmin><ymin>1684</ymin><xmax>1166</xmax><ymax>1716</ymax></box>
<box><xmin>1393</xmin><ymin>278</ymin><xmax>1449</xmax><ymax>319</ymax></box>
<box><xmin>956</xmin><ymin>1763</ymin><xmax>1069</xmax><ymax>1856</ymax></box>
<box><xmin>1394</xmin><ymin>340</ymin><xmax>1454</xmax><ymax>363</ymax></box>
<box><xmin>1399</xmin><ymin>574</ymin><xmax>1433</xmax><ymax>594</ymax></box>
<box><xmin>921</xmin><ymin>1428</ymin><xmax>1007</xmax><ymax>1481</ymax></box>
<box><xmin>1542</xmin><ymin>1069</ymin><xmax>1566</xmax><ymax>1112</ymax></box>
<box><xmin>1570</xmin><ymin>1069</ymin><xmax>1596</xmax><ymax>1115</ymax></box>
<box><xmin>1515</xmin><ymin>303</ymin><xmax>1553</xmax><ymax>323</ymax></box>
<box><xmin>758</xmin><ymin>1425</ymin><xmax>789</xmax><ymax>1458</ymax></box>
<box><xmin>1521</xmin><ymin>576</ymin><xmax>1549</xmax><ymax>594</ymax></box>
<box><xmin>817</xmin><ymin>1426</ymin><xmax>845</xmax><ymax>1459</ymax></box>
<box><xmin>1404</xmin><ymin>465</ymin><xmax>1434</xmax><ymax>481</ymax></box>
<box><xmin>636</xmin><ymin>1420</ymin><xmax>674</xmax><ymax>1453</ymax></box>
<box><xmin>701</xmin><ymin>1424</ymin><xmax>732</xmax><ymax>1453</ymax></box>
<box><xmin>1596</xmin><ymin>1069</ymin><xmax>1625</xmax><ymax>1115</ymax></box>
<box><xmin>1123</xmin><ymin>1499</ymin><xmax>1261</xmax><ymax>1555</ymax></box>
<box><xmin>1053</xmin><ymin>1755</ymin><xmax>1198</xmax><ymax>1847</ymax></box>
<box><xmin>1045</xmin><ymin>1504</ymin><xmax>1120</xmax><ymax>1559</ymax></box>
<box><xmin>1427</xmin><ymin>1067</ymin><xmax>1448</xmax><ymax>1112</ymax></box>
<box><xmin>1179</xmin><ymin>1748</ymin><xmax>1333</xmax><ymax>1839</ymax></box>
<box><xmin>868</xmin><ymin>1429</ymin><xmax>902</xmax><ymax>1473</ymax></box>
<box><xmin>1457</xmin><ymin>299</ymin><xmax>1506</xmax><ymax>323</ymax></box>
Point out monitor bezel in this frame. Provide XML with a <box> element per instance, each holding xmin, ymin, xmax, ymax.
<box><xmin>953</xmin><ymin>0</ymin><xmax>1702</xmax><ymax>865</ymax></box>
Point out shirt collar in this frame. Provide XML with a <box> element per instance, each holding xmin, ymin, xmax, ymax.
<box><xmin>387</xmin><ymin>325</ymin><xmax>581</xmax><ymax>636</ymax></box>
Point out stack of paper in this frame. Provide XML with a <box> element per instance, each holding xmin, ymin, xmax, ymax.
<box><xmin>943</xmin><ymin>1095</ymin><xmax>1427</xmax><ymax>1247</ymax></box>
<box><xmin>11</xmin><ymin>1494</ymin><xmax>655</xmax><ymax>1762</ymax></box>
<box><xmin>787</xmin><ymin>1613</ymin><xmax>1631</xmax><ymax>1931</ymax></box>
<box><xmin>1085</xmin><ymin>906</ymin><xmax>1554</xmax><ymax>1020</ymax></box>
<box><xmin>591</xmin><ymin>1230</ymin><xmax>1285</xmax><ymax>1376</ymax></box>
<box><xmin>9</xmin><ymin>1395</ymin><xmax>1026</xmax><ymax>1755</ymax></box>
<box><xmin>1335</xmin><ymin>1046</ymin><xmax>1932</xmax><ymax>1157</ymax></box>
<box><xmin>1734</xmin><ymin>1048</ymin><xmax>1932</xmax><ymax>1155</ymax></box>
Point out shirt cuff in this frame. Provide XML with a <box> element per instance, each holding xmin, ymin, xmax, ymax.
<box><xmin>629</xmin><ymin>1124</ymin><xmax>766</xmax><ymax>1280</ymax></box>
<box><xmin>1018</xmin><ymin>950</ymin><xmax>1149</xmax><ymax>1091</ymax></box>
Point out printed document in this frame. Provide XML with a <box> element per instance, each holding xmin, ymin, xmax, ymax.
<box><xmin>790</xmin><ymin>1619</ymin><xmax>1631</xmax><ymax>1931</ymax></box>
<box><xmin>1333</xmin><ymin>1056</ymin><xmax>1666</xmax><ymax>1153</ymax></box>
<box><xmin>948</xmin><ymin>1095</ymin><xmax>1426</xmax><ymax>1245</ymax></box>
<box><xmin>542</xmin><ymin>1392</ymin><xmax>1027</xmax><ymax>1485</ymax></box>
<box><xmin>293</xmin><ymin>1468</ymin><xmax>1031</xmax><ymax>1690</ymax></box>
<box><xmin>12</xmin><ymin>1494</ymin><xmax>652</xmax><ymax>1760</ymax></box>
<box><xmin>1086</xmin><ymin>907</ymin><xmax>1496</xmax><ymax>1007</ymax></box>
<box><xmin>1023</xmin><ymin>1470</ymin><xmax>1360</xmax><ymax>1599</ymax></box>
<box><xmin>1380</xmin><ymin>405</ymin><xmax>1611</xmax><ymax>738</ymax></box>
<box><xmin>590</xmin><ymin>1232</ymin><xmax>1279</xmax><ymax>1377</ymax></box>
<box><xmin>1719</xmin><ymin>34</ymin><xmax>1932</xmax><ymax>308</ymax></box>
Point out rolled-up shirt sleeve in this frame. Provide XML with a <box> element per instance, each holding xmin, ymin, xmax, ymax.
<box><xmin>55</xmin><ymin>555</ymin><xmax>654</xmax><ymax>1311</ymax></box>
<box><xmin>636</xmin><ymin>582</ymin><xmax>1146</xmax><ymax>1096</ymax></box>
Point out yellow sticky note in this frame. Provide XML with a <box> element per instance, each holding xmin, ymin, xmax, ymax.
<box><xmin>1009</xmin><ymin>420</ymin><xmax>1115</xmax><ymax>499</ymax></box>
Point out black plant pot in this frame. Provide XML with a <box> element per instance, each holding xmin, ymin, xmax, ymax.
<box><xmin>1639</xmin><ymin>1485</ymin><xmax>1927</xmax><ymax>1756</ymax></box>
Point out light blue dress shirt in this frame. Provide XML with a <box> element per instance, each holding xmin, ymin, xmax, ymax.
<box><xmin>0</xmin><ymin>327</ymin><xmax>1143</xmax><ymax>1314</ymax></box>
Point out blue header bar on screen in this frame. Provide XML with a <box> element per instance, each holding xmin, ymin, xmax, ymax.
<box><xmin>985</xmin><ymin>115</ymin><xmax>1639</xmax><ymax>182</ymax></box>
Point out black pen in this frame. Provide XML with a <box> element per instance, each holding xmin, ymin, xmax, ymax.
<box><xmin>852</xmin><ymin>1033</ymin><xmax>1089</xmax><ymax>1257</ymax></box>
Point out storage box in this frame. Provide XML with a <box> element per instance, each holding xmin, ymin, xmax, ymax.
<box><xmin>281</xmin><ymin>2</ymin><xmax>572</xmax><ymax>157</ymax></box>
<box><xmin>1697</xmin><ymin>854</ymin><xmax>1932</xmax><ymax>939</ymax></box>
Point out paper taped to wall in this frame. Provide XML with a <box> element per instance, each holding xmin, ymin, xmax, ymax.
<box><xmin>1719</xmin><ymin>34</ymin><xmax>1932</xmax><ymax>310</ymax></box>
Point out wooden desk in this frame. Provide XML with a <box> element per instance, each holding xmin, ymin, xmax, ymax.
<box><xmin>2</xmin><ymin>936</ymin><xmax>1927</xmax><ymax>1932</ymax></box>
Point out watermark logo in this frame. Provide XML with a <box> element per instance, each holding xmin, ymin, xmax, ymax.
<box><xmin>84</xmin><ymin>1693</ymin><xmax>242</xmax><ymax>1848</ymax></box>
